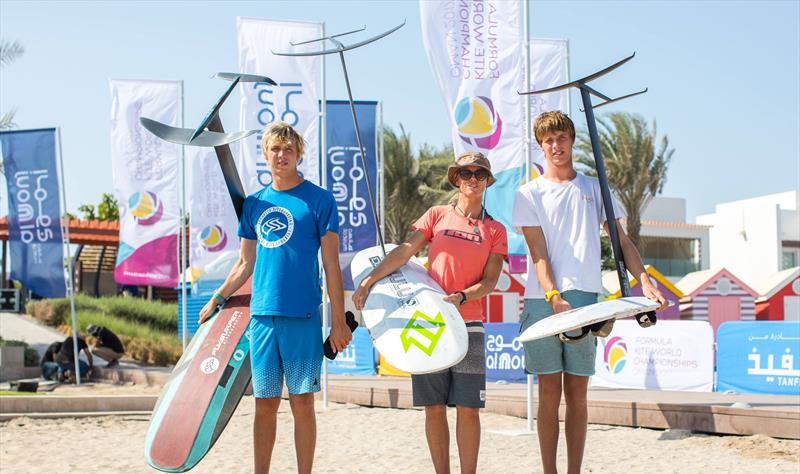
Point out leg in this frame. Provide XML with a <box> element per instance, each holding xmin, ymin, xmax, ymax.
<box><xmin>254</xmin><ymin>397</ymin><xmax>281</xmax><ymax>474</ymax></box>
<box><xmin>537</xmin><ymin>372</ymin><xmax>563</xmax><ymax>474</ymax></box>
<box><xmin>455</xmin><ymin>406</ymin><xmax>480</xmax><ymax>474</ymax></box>
<box><xmin>425</xmin><ymin>404</ymin><xmax>450</xmax><ymax>474</ymax></box>
<box><xmin>289</xmin><ymin>393</ymin><xmax>316</xmax><ymax>474</ymax></box>
<box><xmin>563</xmin><ymin>374</ymin><xmax>589</xmax><ymax>474</ymax></box>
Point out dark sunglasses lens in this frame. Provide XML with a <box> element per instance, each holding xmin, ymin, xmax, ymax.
<box><xmin>474</xmin><ymin>170</ymin><xmax>489</xmax><ymax>181</ymax></box>
<box><xmin>458</xmin><ymin>169</ymin><xmax>490</xmax><ymax>181</ymax></box>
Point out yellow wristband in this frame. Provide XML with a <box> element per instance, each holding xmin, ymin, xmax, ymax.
<box><xmin>544</xmin><ymin>289</ymin><xmax>560</xmax><ymax>303</ymax></box>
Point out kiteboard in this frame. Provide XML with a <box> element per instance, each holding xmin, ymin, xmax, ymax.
<box><xmin>350</xmin><ymin>244</ymin><xmax>468</xmax><ymax>374</ymax></box>
<box><xmin>518</xmin><ymin>296</ymin><xmax>660</xmax><ymax>343</ymax></box>
<box><xmin>145</xmin><ymin>280</ymin><xmax>252</xmax><ymax>472</ymax></box>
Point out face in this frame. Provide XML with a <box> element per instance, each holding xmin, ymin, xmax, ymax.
<box><xmin>264</xmin><ymin>138</ymin><xmax>300</xmax><ymax>177</ymax></box>
<box><xmin>456</xmin><ymin>165</ymin><xmax>489</xmax><ymax>197</ymax></box>
<box><xmin>539</xmin><ymin>130</ymin><xmax>574</xmax><ymax>168</ymax></box>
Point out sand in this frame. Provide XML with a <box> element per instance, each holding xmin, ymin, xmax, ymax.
<box><xmin>1</xmin><ymin>395</ymin><xmax>798</xmax><ymax>473</ymax></box>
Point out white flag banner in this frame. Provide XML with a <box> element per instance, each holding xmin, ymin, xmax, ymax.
<box><xmin>530</xmin><ymin>38</ymin><xmax>570</xmax><ymax>178</ymax></box>
<box><xmin>188</xmin><ymin>147</ymin><xmax>240</xmax><ymax>283</ymax></box>
<box><xmin>110</xmin><ymin>79</ymin><xmax>182</xmax><ymax>287</ymax></box>
<box><xmin>420</xmin><ymin>1</ymin><xmax>525</xmax><ymax>251</ymax></box>
<box><xmin>237</xmin><ymin>17</ymin><xmax>322</xmax><ymax>193</ymax></box>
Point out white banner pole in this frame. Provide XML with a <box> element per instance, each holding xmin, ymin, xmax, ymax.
<box><xmin>321</xmin><ymin>21</ymin><xmax>329</xmax><ymax>411</ymax></box>
<box><xmin>179</xmin><ymin>81</ymin><xmax>188</xmax><ymax>350</ymax></box>
<box><xmin>523</xmin><ymin>0</ymin><xmax>534</xmax><ymax>432</ymax></box>
<box><xmin>56</xmin><ymin>127</ymin><xmax>81</xmax><ymax>385</ymax></box>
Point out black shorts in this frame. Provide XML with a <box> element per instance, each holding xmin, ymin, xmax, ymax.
<box><xmin>411</xmin><ymin>321</ymin><xmax>486</xmax><ymax>408</ymax></box>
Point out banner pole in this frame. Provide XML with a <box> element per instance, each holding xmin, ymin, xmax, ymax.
<box><xmin>320</xmin><ymin>21</ymin><xmax>329</xmax><ymax>410</ymax></box>
<box><xmin>524</xmin><ymin>0</ymin><xmax>532</xmax><ymax>184</ymax></box>
<box><xmin>180</xmin><ymin>81</ymin><xmax>188</xmax><ymax>350</ymax></box>
<box><xmin>56</xmin><ymin>127</ymin><xmax>81</xmax><ymax>385</ymax></box>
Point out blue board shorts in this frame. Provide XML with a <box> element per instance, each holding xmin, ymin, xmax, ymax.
<box><xmin>519</xmin><ymin>290</ymin><xmax>598</xmax><ymax>377</ymax></box>
<box><xmin>249</xmin><ymin>312</ymin><xmax>323</xmax><ymax>399</ymax></box>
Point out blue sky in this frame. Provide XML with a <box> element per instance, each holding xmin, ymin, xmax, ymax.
<box><xmin>1</xmin><ymin>0</ymin><xmax>798</xmax><ymax>221</ymax></box>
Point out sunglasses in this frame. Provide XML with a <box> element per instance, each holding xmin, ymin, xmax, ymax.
<box><xmin>458</xmin><ymin>169</ymin><xmax>490</xmax><ymax>181</ymax></box>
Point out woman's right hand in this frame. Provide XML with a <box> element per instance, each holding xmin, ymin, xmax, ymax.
<box><xmin>351</xmin><ymin>281</ymin><xmax>373</xmax><ymax>311</ymax></box>
<box><xmin>198</xmin><ymin>299</ymin><xmax>219</xmax><ymax>324</ymax></box>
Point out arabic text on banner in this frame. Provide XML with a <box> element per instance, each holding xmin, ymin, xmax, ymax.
<box><xmin>110</xmin><ymin>79</ymin><xmax>182</xmax><ymax>287</ymax></box>
<box><xmin>237</xmin><ymin>17</ymin><xmax>322</xmax><ymax>193</ymax></box>
<box><xmin>325</xmin><ymin>100</ymin><xmax>379</xmax><ymax>290</ymax></box>
<box><xmin>0</xmin><ymin>128</ymin><xmax>66</xmax><ymax>297</ymax></box>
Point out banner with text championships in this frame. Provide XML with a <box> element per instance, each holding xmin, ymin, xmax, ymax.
<box><xmin>237</xmin><ymin>17</ymin><xmax>322</xmax><ymax>193</ymax></box>
<box><xmin>0</xmin><ymin>128</ymin><xmax>66</xmax><ymax>297</ymax></box>
<box><xmin>110</xmin><ymin>79</ymin><xmax>182</xmax><ymax>287</ymax></box>
<box><xmin>420</xmin><ymin>0</ymin><xmax>526</xmax><ymax>253</ymax></box>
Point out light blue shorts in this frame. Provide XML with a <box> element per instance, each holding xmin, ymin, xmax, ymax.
<box><xmin>519</xmin><ymin>290</ymin><xmax>598</xmax><ymax>377</ymax></box>
<box><xmin>249</xmin><ymin>312</ymin><xmax>323</xmax><ymax>398</ymax></box>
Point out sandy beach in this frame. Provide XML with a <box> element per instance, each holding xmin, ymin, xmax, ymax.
<box><xmin>1</xmin><ymin>393</ymin><xmax>798</xmax><ymax>474</ymax></box>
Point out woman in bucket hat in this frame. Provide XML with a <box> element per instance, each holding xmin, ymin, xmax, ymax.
<box><xmin>353</xmin><ymin>151</ymin><xmax>508</xmax><ymax>474</ymax></box>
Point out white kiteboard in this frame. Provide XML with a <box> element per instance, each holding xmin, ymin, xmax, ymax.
<box><xmin>518</xmin><ymin>296</ymin><xmax>660</xmax><ymax>343</ymax></box>
<box><xmin>350</xmin><ymin>244</ymin><xmax>468</xmax><ymax>374</ymax></box>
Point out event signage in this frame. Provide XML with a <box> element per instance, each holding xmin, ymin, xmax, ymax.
<box><xmin>420</xmin><ymin>0</ymin><xmax>526</xmax><ymax>254</ymax></box>
<box><xmin>327</xmin><ymin>327</ymin><xmax>376</xmax><ymax>375</ymax></box>
<box><xmin>0</xmin><ymin>128</ymin><xmax>66</xmax><ymax>297</ymax></box>
<box><xmin>325</xmin><ymin>100</ymin><xmax>379</xmax><ymax>290</ymax></box>
<box><xmin>110</xmin><ymin>79</ymin><xmax>182</xmax><ymax>287</ymax></box>
<box><xmin>592</xmin><ymin>320</ymin><xmax>715</xmax><ymax>392</ymax></box>
<box><xmin>485</xmin><ymin>322</ymin><xmax>526</xmax><ymax>383</ymax></box>
<box><xmin>187</xmin><ymin>147</ymin><xmax>240</xmax><ymax>284</ymax></box>
<box><xmin>528</xmin><ymin>38</ymin><xmax>569</xmax><ymax>178</ymax></box>
<box><xmin>237</xmin><ymin>17</ymin><xmax>322</xmax><ymax>192</ymax></box>
<box><xmin>717</xmin><ymin>321</ymin><xmax>800</xmax><ymax>395</ymax></box>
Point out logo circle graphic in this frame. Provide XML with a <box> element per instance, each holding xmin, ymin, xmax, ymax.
<box><xmin>200</xmin><ymin>356</ymin><xmax>220</xmax><ymax>374</ymax></box>
<box><xmin>454</xmin><ymin>96</ymin><xmax>503</xmax><ymax>150</ymax></box>
<box><xmin>256</xmin><ymin>206</ymin><xmax>294</xmax><ymax>248</ymax></box>
<box><xmin>199</xmin><ymin>224</ymin><xmax>228</xmax><ymax>252</ymax></box>
<box><xmin>603</xmin><ymin>336</ymin><xmax>627</xmax><ymax>374</ymax></box>
<box><xmin>128</xmin><ymin>191</ymin><xmax>163</xmax><ymax>226</ymax></box>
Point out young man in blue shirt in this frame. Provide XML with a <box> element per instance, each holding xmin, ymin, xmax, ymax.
<box><xmin>199</xmin><ymin>122</ymin><xmax>352</xmax><ymax>474</ymax></box>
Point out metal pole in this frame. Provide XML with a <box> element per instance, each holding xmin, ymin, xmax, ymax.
<box><xmin>337</xmin><ymin>50</ymin><xmax>386</xmax><ymax>256</ymax></box>
<box><xmin>56</xmin><ymin>128</ymin><xmax>81</xmax><ymax>385</ymax></box>
<box><xmin>320</xmin><ymin>21</ymin><xmax>329</xmax><ymax>410</ymax></box>
<box><xmin>180</xmin><ymin>81</ymin><xmax>188</xmax><ymax>350</ymax></box>
<box><xmin>523</xmin><ymin>0</ymin><xmax>532</xmax><ymax>183</ymax></box>
<box><xmin>527</xmin><ymin>374</ymin><xmax>534</xmax><ymax>431</ymax></box>
<box><xmin>378</xmin><ymin>101</ymin><xmax>385</xmax><ymax>245</ymax></box>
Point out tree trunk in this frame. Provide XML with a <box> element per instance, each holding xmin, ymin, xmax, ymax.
<box><xmin>626</xmin><ymin>208</ymin><xmax>642</xmax><ymax>251</ymax></box>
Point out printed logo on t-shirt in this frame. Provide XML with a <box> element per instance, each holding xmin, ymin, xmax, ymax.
<box><xmin>256</xmin><ymin>206</ymin><xmax>294</xmax><ymax>248</ymax></box>
<box><xmin>581</xmin><ymin>194</ymin><xmax>594</xmax><ymax>204</ymax></box>
<box><xmin>443</xmin><ymin>229</ymin><xmax>482</xmax><ymax>243</ymax></box>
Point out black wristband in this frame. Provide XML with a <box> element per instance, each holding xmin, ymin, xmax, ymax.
<box><xmin>457</xmin><ymin>291</ymin><xmax>467</xmax><ymax>305</ymax></box>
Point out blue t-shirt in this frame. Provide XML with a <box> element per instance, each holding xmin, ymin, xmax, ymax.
<box><xmin>238</xmin><ymin>180</ymin><xmax>338</xmax><ymax>317</ymax></box>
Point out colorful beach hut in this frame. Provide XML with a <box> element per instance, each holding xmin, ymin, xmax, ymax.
<box><xmin>676</xmin><ymin>268</ymin><xmax>757</xmax><ymax>335</ymax></box>
<box><xmin>754</xmin><ymin>266</ymin><xmax>800</xmax><ymax>321</ymax></box>
<box><xmin>601</xmin><ymin>265</ymin><xmax>684</xmax><ymax>319</ymax></box>
<box><xmin>482</xmin><ymin>262</ymin><xmax>526</xmax><ymax>323</ymax></box>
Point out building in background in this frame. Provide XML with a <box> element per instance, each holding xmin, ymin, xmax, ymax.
<box><xmin>696</xmin><ymin>191</ymin><xmax>799</xmax><ymax>289</ymax></box>
<box><xmin>754</xmin><ymin>266</ymin><xmax>800</xmax><ymax>322</ymax></box>
<box><xmin>676</xmin><ymin>267</ymin><xmax>757</xmax><ymax>337</ymax></box>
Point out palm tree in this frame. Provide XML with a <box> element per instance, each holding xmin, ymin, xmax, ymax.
<box><xmin>383</xmin><ymin>125</ymin><xmax>452</xmax><ymax>244</ymax></box>
<box><xmin>0</xmin><ymin>40</ymin><xmax>24</xmax><ymax>131</ymax></box>
<box><xmin>575</xmin><ymin>112</ymin><xmax>674</xmax><ymax>249</ymax></box>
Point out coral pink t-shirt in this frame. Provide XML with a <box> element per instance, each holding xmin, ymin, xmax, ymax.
<box><xmin>412</xmin><ymin>205</ymin><xmax>508</xmax><ymax>321</ymax></box>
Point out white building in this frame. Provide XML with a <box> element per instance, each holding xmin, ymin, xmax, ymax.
<box><xmin>696</xmin><ymin>191</ymin><xmax>799</xmax><ymax>289</ymax></box>
<box><xmin>636</xmin><ymin>196</ymin><xmax>711</xmax><ymax>279</ymax></box>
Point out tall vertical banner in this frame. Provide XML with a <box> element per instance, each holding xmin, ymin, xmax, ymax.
<box><xmin>420</xmin><ymin>0</ymin><xmax>526</xmax><ymax>253</ymax></box>
<box><xmin>0</xmin><ymin>128</ymin><xmax>66</xmax><ymax>297</ymax></box>
<box><xmin>237</xmin><ymin>17</ymin><xmax>322</xmax><ymax>193</ymax></box>
<box><xmin>188</xmin><ymin>147</ymin><xmax>240</xmax><ymax>286</ymax></box>
<box><xmin>529</xmin><ymin>38</ymin><xmax>570</xmax><ymax>178</ymax></box>
<box><xmin>110</xmin><ymin>79</ymin><xmax>182</xmax><ymax>287</ymax></box>
<box><xmin>325</xmin><ymin>100</ymin><xmax>379</xmax><ymax>290</ymax></box>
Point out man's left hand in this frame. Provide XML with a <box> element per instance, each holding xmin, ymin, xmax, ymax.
<box><xmin>328</xmin><ymin>318</ymin><xmax>352</xmax><ymax>354</ymax></box>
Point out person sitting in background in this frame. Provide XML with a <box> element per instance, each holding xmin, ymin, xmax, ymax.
<box><xmin>56</xmin><ymin>335</ymin><xmax>93</xmax><ymax>382</ymax></box>
<box><xmin>87</xmin><ymin>324</ymin><xmax>124</xmax><ymax>368</ymax></box>
<box><xmin>40</xmin><ymin>341</ymin><xmax>63</xmax><ymax>381</ymax></box>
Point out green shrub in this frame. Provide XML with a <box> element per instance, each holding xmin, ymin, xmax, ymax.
<box><xmin>0</xmin><ymin>338</ymin><xmax>40</xmax><ymax>366</ymax></box>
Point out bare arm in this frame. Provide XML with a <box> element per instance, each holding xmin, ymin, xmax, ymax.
<box><xmin>320</xmin><ymin>230</ymin><xmax>351</xmax><ymax>352</ymax></box>
<box><xmin>604</xmin><ymin>220</ymin><xmax>668</xmax><ymax>310</ymax></box>
<box><xmin>521</xmin><ymin>226</ymin><xmax>571</xmax><ymax>313</ymax></box>
<box><xmin>198</xmin><ymin>238</ymin><xmax>257</xmax><ymax>323</ymax></box>
<box><xmin>442</xmin><ymin>252</ymin><xmax>505</xmax><ymax>305</ymax></box>
<box><xmin>351</xmin><ymin>231</ymin><xmax>428</xmax><ymax>310</ymax></box>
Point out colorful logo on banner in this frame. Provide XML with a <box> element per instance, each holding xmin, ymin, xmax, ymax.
<box><xmin>0</xmin><ymin>128</ymin><xmax>66</xmax><ymax>298</ymax></box>
<box><xmin>198</xmin><ymin>224</ymin><xmax>228</xmax><ymax>252</ymax></box>
<box><xmin>485</xmin><ymin>323</ymin><xmax>526</xmax><ymax>382</ymax></box>
<box><xmin>128</xmin><ymin>191</ymin><xmax>164</xmax><ymax>226</ymax></box>
<box><xmin>603</xmin><ymin>336</ymin><xmax>628</xmax><ymax>374</ymax></box>
<box><xmin>717</xmin><ymin>321</ymin><xmax>800</xmax><ymax>395</ymax></box>
<box><xmin>454</xmin><ymin>96</ymin><xmax>503</xmax><ymax>150</ymax></box>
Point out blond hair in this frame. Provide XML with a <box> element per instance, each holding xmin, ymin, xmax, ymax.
<box><xmin>533</xmin><ymin>111</ymin><xmax>576</xmax><ymax>145</ymax></box>
<box><xmin>261</xmin><ymin>122</ymin><xmax>305</xmax><ymax>157</ymax></box>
